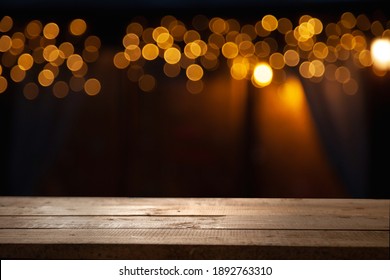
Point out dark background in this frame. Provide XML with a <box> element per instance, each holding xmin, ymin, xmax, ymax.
<box><xmin>1</xmin><ymin>0</ymin><xmax>389</xmax><ymax>198</ymax></box>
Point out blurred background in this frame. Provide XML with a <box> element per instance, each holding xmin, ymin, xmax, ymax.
<box><xmin>0</xmin><ymin>0</ymin><xmax>389</xmax><ymax>198</ymax></box>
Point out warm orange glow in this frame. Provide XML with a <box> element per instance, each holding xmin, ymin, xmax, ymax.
<box><xmin>0</xmin><ymin>35</ymin><xmax>12</xmax><ymax>52</ymax></box>
<box><xmin>277</xmin><ymin>76</ymin><xmax>305</xmax><ymax>110</ymax></box>
<box><xmin>262</xmin><ymin>15</ymin><xmax>278</xmax><ymax>32</ymax></box>
<box><xmin>85</xmin><ymin>36</ymin><xmax>101</xmax><ymax>52</ymax></box>
<box><xmin>125</xmin><ymin>45</ymin><xmax>141</xmax><ymax>61</ymax></box>
<box><xmin>0</xmin><ymin>16</ymin><xmax>13</xmax><ymax>33</ymax></box>
<box><xmin>222</xmin><ymin>42</ymin><xmax>238</xmax><ymax>59</ymax></box>
<box><xmin>38</xmin><ymin>69</ymin><xmax>54</xmax><ymax>87</ymax></box>
<box><xmin>66</xmin><ymin>54</ymin><xmax>84</xmax><ymax>71</ymax></box>
<box><xmin>269</xmin><ymin>52</ymin><xmax>285</xmax><ymax>69</ymax></box>
<box><xmin>113</xmin><ymin>52</ymin><xmax>130</xmax><ymax>69</ymax></box>
<box><xmin>25</xmin><ymin>20</ymin><xmax>42</xmax><ymax>38</ymax></box>
<box><xmin>10</xmin><ymin>65</ymin><xmax>26</xmax><ymax>82</ymax></box>
<box><xmin>18</xmin><ymin>53</ymin><xmax>34</xmax><ymax>70</ymax></box>
<box><xmin>283</xmin><ymin>50</ymin><xmax>300</xmax><ymax>67</ymax></box>
<box><xmin>59</xmin><ymin>42</ymin><xmax>74</xmax><ymax>58</ymax></box>
<box><xmin>186</xmin><ymin>64</ymin><xmax>204</xmax><ymax>81</ymax></box>
<box><xmin>371</xmin><ymin>38</ymin><xmax>390</xmax><ymax>71</ymax></box>
<box><xmin>164</xmin><ymin>47</ymin><xmax>181</xmax><ymax>64</ymax></box>
<box><xmin>163</xmin><ymin>62</ymin><xmax>181</xmax><ymax>77</ymax></box>
<box><xmin>84</xmin><ymin>78</ymin><xmax>101</xmax><ymax>96</ymax></box>
<box><xmin>43</xmin><ymin>23</ymin><xmax>59</xmax><ymax>39</ymax></box>
<box><xmin>252</xmin><ymin>63</ymin><xmax>273</xmax><ymax>87</ymax></box>
<box><xmin>69</xmin><ymin>19</ymin><xmax>87</xmax><ymax>36</ymax></box>
<box><xmin>142</xmin><ymin>43</ymin><xmax>159</xmax><ymax>60</ymax></box>
<box><xmin>123</xmin><ymin>33</ymin><xmax>140</xmax><ymax>48</ymax></box>
<box><xmin>0</xmin><ymin>76</ymin><xmax>8</xmax><ymax>93</ymax></box>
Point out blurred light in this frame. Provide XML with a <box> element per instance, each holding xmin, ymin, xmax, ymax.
<box><xmin>127</xmin><ymin>22</ymin><xmax>143</xmax><ymax>37</ymax></box>
<box><xmin>44</xmin><ymin>63</ymin><xmax>59</xmax><ymax>78</ymax></box>
<box><xmin>277</xmin><ymin>76</ymin><xmax>305</xmax><ymax>110</ymax></box>
<box><xmin>69</xmin><ymin>19</ymin><xmax>87</xmax><ymax>36</ymax></box>
<box><xmin>163</xmin><ymin>62</ymin><xmax>181</xmax><ymax>77</ymax></box>
<box><xmin>67</xmin><ymin>54</ymin><xmax>83</xmax><ymax>71</ymax></box>
<box><xmin>356</xmin><ymin>14</ymin><xmax>370</xmax><ymax>31</ymax></box>
<box><xmin>230</xmin><ymin>62</ymin><xmax>248</xmax><ymax>80</ymax></box>
<box><xmin>341</xmin><ymin>12</ymin><xmax>356</xmax><ymax>29</ymax></box>
<box><xmin>269</xmin><ymin>52</ymin><xmax>285</xmax><ymax>69</ymax></box>
<box><xmin>184</xmin><ymin>30</ymin><xmax>201</xmax><ymax>44</ymax></box>
<box><xmin>70</xmin><ymin>76</ymin><xmax>85</xmax><ymax>92</ymax></box>
<box><xmin>222</xmin><ymin>42</ymin><xmax>238</xmax><ymax>59</ymax></box>
<box><xmin>342</xmin><ymin>78</ymin><xmax>359</xmax><ymax>95</ymax></box>
<box><xmin>164</xmin><ymin>47</ymin><xmax>181</xmax><ymax>64</ymax></box>
<box><xmin>43</xmin><ymin>22</ymin><xmax>59</xmax><ymax>39</ymax></box>
<box><xmin>85</xmin><ymin>36</ymin><xmax>101</xmax><ymax>52</ymax></box>
<box><xmin>72</xmin><ymin>62</ymin><xmax>88</xmax><ymax>77</ymax></box>
<box><xmin>262</xmin><ymin>15</ymin><xmax>278</xmax><ymax>32</ymax></box>
<box><xmin>0</xmin><ymin>35</ymin><xmax>12</xmax><ymax>52</ymax></box>
<box><xmin>53</xmin><ymin>81</ymin><xmax>69</xmax><ymax>98</ymax></box>
<box><xmin>142</xmin><ymin>43</ymin><xmax>159</xmax><ymax>60</ymax></box>
<box><xmin>371</xmin><ymin>21</ymin><xmax>384</xmax><ymax>37</ymax></box>
<box><xmin>123</xmin><ymin>33</ymin><xmax>139</xmax><ymax>48</ymax></box>
<box><xmin>38</xmin><ymin>69</ymin><xmax>54</xmax><ymax>87</ymax></box>
<box><xmin>84</xmin><ymin>78</ymin><xmax>101</xmax><ymax>95</ymax></box>
<box><xmin>113</xmin><ymin>52</ymin><xmax>130</xmax><ymax>69</ymax></box>
<box><xmin>186</xmin><ymin>79</ymin><xmax>203</xmax><ymax>94</ymax></box>
<box><xmin>252</xmin><ymin>63</ymin><xmax>273</xmax><ymax>87</ymax></box>
<box><xmin>210</xmin><ymin>17</ymin><xmax>227</xmax><ymax>35</ymax></box>
<box><xmin>10</xmin><ymin>65</ymin><xmax>26</xmax><ymax>82</ymax></box>
<box><xmin>277</xmin><ymin>18</ymin><xmax>293</xmax><ymax>34</ymax></box>
<box><xmin>284</xmin><ymin>49</ymin><xmax>300</xmax><ymax>67</ymax></box>
<box><xmin>0</xmin><ymin>16</ymin><xmax>13</xmax><ymax>33</ymax></box>
<box><xmin>18</xmin><ymin>53</ymin><xmax>34</xmax><ymax>70</ymax></box>
<box><xmin>370</xmin><ymin>38</ymin><xmax>390</xmax><ymax>70</ymax></box>
<box><xmin>23</xmin><ymin>82</ymin><xmax>39</xmax><ymax>100</ymax></box>
<box><xmin>25</xmin><ymin>20</ymin><xmax>42</xmax><ymax>39</ymax></box>
<box><xmin>186</xmin><ymin>64</ymin><xmax>203</xmax><ymax>81</ymax></box>
<box><xmin>138</xmin><ymin>74</ymin><xmax>156</xmax><ymax>92</ymax></box>
<box><xmin>125</xmin><ymin>45</ymin><xmax>141</xmax><ymax>61</ymax></box>
<box><xmin>0</xmin><ymin>76</ymin><xmax>8</xmax><ymax>93</ymax></box>
<box><xmin>59</xmin><ymin>42</ymin><xmax>74</xmax><ymax>58</ymax></box>
<box><xmin>335</xmin><ymin>66</ymin><xmax>351</xmax><ymax>83</ymax></box>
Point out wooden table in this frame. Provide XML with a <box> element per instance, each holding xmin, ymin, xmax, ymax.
<box><xmin>0</xmin><ymin>197</ymin><xmax>389</xmax><ymax>259</ymax></box>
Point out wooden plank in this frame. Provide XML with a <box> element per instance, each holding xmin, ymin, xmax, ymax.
<box><xmin>0</xmin><ymin>229</ymin><xmax>387</xmax><ymax>248</ymax></box>
<box><xmin>1</xmin><ymin>244</ymin><xmax>387</xmax><ymax>260</ymax></box>
<box><xmin>0</xmin><ymin>214</ymin><xmax>387</xmax><ymax>230</ymax></box>
<box><xmin>0</xmin><ymin>197</ymin><xmax>388</xmax><ymax>216</ymax></box>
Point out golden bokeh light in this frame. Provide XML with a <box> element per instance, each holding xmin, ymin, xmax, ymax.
<box><xmin>186</xmin><ymin>64</ymin><xmax>204</xmax><ymax>81</ymax></box>
<box><xmin>262</xmin><ymin>15</ymin><xmax>278</xmax><ymax>32</ymax></box>
<box><xmin>10</xmin><ymin>65</ymin><xmax>26</xmax><ymax>82</ymax></box>
<box><xmin>0</xmin><ymin>76</ymin><xmax>8</xmax><ymax>93</ymax></box>
<box><xmin>67</xmin><ymin>54</ymin><xmax>84</xmax><ymax>71</ymax></box>
<box><xmin>252</xmin><ymin>63</ymin><xmax>273</xmax><ymax>87</ymax></box>
<box><xmin>0</xmin><ymin>35</ymin><xmax>12</xmax><ymax>52</ymax></box>
<box><xmin>43</xmin><ymin>22</ymin><xmax>59</xmax><ymax>39</ymax></box>
<box><xmin>269</xmin><ymin>52</ymin><xmax>285</xmax><ymax>69</ymax></box>
<box><xmin>370</xmin><ymin>38</ymin><xmax>390</xmax><ymax>70</ymax></box>
<box><xmin>84</xmin><ymin>78</ymin><xmax>101</xmax><ymax>96</ymax></box>
<box><xmin>25</xmin><ymin>20</ymin><xmax>42</xmax><ymax>39</ymax></box>
<box><xmin>69</xmin><ymin>19</ymin><xmax>87</xmax><ymax>36</ymax></box>
<box><xmin>113</xmin><ymin>52</ymin><xmax>130</xmax><ymax>69</ymax></box>
<box><xmin>18</xmin><ymin>53</ymin><xmax>34</xmax><ymax>70</ymax></box>
<box><xmin>142</xmin><ymin>43</ymin><xmax>159</xmax><ymax>60</ymax></box>
<box><xmin>0</xmin><ymin>16</ymin><xmax>13</xmax><ymax>33</ymax></box>
<box><xmin>222</xmin><ymin>42</ymin><xmax>239</xmax><ymax>59</ymax></box>
<box><xmin>164</xmin><ymin>47</ymin><xmax>181</xmax><ymax>64</ymax></box>
<box><xmin>283</xmin><ymin>49</ymin><xmax>300</xmax><ymax>67</ymax></box>
<box><xmin>38</xmin><ymin>69</ymin><xmax>55</xmax><ymax>87</ymax></box>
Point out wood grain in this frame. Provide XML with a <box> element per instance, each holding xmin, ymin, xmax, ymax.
<box><xmin>0</xmin><ymin>197</ymin><xmax>388</xmax><ymax>259</ymax></box>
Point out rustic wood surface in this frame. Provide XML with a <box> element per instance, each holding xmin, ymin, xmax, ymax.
<box><xmin>0</xmin><ymin>197</ymin><xmax>389</xmax><ymax>259</ymax></box>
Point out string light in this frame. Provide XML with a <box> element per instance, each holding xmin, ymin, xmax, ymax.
<box><xmin>0</xmin><ymin>12</ymin><xmax>389</xmax><ymax>98</ymax></box>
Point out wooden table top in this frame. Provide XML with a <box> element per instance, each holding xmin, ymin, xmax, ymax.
<box><xmin>0</xmin><ymin>197</ymin><xmax>389</xmax><ymax>259</ymax></box>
